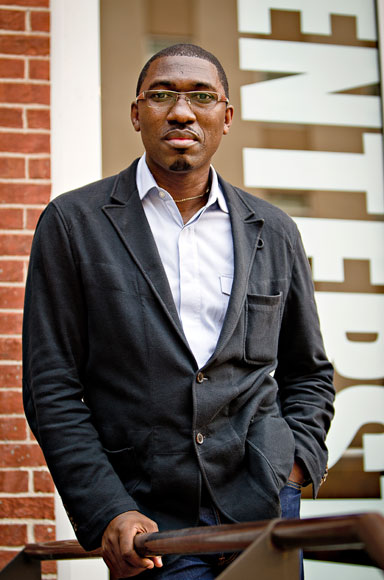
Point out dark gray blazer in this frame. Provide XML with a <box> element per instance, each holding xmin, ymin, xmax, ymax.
<box><xmin>23</xmin><ymin>160</ymin><xmax>334</xmax><ymax>550</ymax></box>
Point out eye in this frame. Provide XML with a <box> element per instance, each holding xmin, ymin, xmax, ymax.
<box><xmin>190</xmin><ymin>92</ymin><xmax>217</xmax><ymax>104</ymax></box>
<box><xmin>149</xmin><ymin>91</ymin><xmax>173</xmax><ymax>102</ymax></box>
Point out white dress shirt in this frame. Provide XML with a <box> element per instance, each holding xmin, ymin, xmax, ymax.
<box><xmin>136</xmin><ymin>155</ymin><xmax>234</xmax><ymax>369</ymax></box>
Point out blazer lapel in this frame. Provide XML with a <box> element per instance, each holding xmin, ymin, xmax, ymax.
<box><xmin>102</xmin><ymin>161</ymin><xmax>188</xmax><ymax>345</ymax></box>
<box><xmin>208</xmin><ymin>177</ymin><xmax>265</xmax><ymax>365</ymax></box>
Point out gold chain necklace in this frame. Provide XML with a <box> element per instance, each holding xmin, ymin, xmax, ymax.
<box><xmin>174</xmin><ymin>185</ymin><xmax>210</xmax><ymax>203</ymax></box>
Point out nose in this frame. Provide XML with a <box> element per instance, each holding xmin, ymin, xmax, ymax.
<box><xmin>167</xmin><ymin>94</ymin><xmax>196</xmax><ymax>123</ymax></box>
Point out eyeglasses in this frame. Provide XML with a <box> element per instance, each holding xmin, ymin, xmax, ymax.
<box><xmin>136</xmin><ymin>90</ymin><xmax>229</xmax><ymax>110</ymax></box>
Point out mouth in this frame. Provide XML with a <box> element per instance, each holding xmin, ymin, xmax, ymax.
<box><xmin>163</xmin><ymin>130</ymin><xmax>200</xmax><ymax>149</ymax></box>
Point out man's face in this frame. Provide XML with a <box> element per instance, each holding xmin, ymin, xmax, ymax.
<box><xmin>131</xmin><ymin>56</ymin><xmax>233</xmax><ymax>177</ymax></box>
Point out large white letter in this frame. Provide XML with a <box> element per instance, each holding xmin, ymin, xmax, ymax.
<box><xmin>326</xmin><ymin>386</ymin><xmax>384</xmax><ymax>468</ymax></box>
<box><xmin>239</xmin><ymin>38</ymin><xmax>381</xmax><ymax>128</ymax></box>
<box><xmin>238</xmin><ymin>0</ymin><xmax>377</xmax><ymax>40</ymax></box>
<box><xmin>315</xmin><ymin>293</ymin><xmax>384</xmax><ymax>379</ymax></box>
<box><xmin>243</xmin><ymin>134</ymin><xmax>384</xmax><ymax>215</ymax></box>
<box><xmin>294</xmin><ymin>218</ymin><xmax>384</xmax><ymax>284</ymax></box>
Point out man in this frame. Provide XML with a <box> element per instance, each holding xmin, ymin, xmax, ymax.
<box><xmin>23</xmin><ymin>44</ymin><xmax>334</xmax><ymax>578</ymax></box>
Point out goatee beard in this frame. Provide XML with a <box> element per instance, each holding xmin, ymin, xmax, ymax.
<box><xmin>169</xmin><ymin>158</ymin><xmax>192</xmax><ymax>172</ymax></box>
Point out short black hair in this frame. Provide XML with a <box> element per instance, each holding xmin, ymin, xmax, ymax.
<box><xmin>136</xmin><ymin>43</ymin><xmax>229</xmax><ymax>98</ymax></box>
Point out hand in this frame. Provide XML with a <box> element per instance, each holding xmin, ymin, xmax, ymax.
<box><xmin>288</xmin><ymin>461</ymin><xmax>306</xmax><ymax>484</ymax></box>
<box><xmin>101</xmin><ymin>511</ymin><xmax>163</xmax><ymax>577</ymax></box>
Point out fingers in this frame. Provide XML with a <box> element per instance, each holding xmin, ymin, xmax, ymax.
<box><xmin>102</xmin><ymin>511</ymin><xmax>163</xmax><ymax>577</ymax></box>
<box><xmin>151</xmin><ymin>555</ymin><xmax>164</xmax><ymax>568</ymax></box>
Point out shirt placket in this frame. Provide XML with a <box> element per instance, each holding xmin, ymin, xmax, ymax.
<box><xmin>178</xmin><ymin>223</ymin><xmax>201</xmax><ymax>353</ymax></box>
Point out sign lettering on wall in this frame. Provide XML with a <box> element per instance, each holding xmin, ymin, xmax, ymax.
<box><xmin>238</xmin><ymin>0</ymin><xmax>384</xmax><ymax>496</ymax></box>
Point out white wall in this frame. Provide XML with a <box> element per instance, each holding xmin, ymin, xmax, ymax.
<box><xmin>50</xmin><ymin>0</ymin><xmax>107</xmax><ymax>577</ymax></box>
<box><xmin>50</xmin><ymin>0</ymin><xmax>102</xmax><ymax>199</ymax></box>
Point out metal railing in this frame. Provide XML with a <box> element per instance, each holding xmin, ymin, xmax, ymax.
<box><xmin>1</xmin><ymin>512</ymin><xmax>383</xmax><ymax>579</ymax></box>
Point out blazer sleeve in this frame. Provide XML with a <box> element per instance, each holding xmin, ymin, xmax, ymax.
<box><xmin>274</xmin><ymin>228</ymin><xmax>335</xmax><ymax>496</ymax></box>
<box><xmin>22</xmin><ymin>203</ymin><xmax>139</xmax><ymax>550</ymax></box>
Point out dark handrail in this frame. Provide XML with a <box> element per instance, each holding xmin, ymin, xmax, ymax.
<box><xmin>23</xmin><ymin>512</ymin><xmax>384</xmax><ymax>569</ymax></box>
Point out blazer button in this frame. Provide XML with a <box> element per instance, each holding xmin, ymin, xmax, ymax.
<box><xmin>196</xmin><ymin>432</ymin><xmax>204</xmax><ymax>445</ymax></box>
<box><xmin>196</xmin><ymin>371</ymin><xmax>205</xmax><ymax>383</ymax></box>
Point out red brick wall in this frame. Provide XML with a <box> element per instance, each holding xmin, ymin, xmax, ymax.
<box><xmin>0</xmin><ymin>0</ymin><xmax>54</xmax><ymax>576</ymax></box>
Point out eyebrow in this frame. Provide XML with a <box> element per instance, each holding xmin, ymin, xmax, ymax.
<box><xmin>146</xmin><ymin>80</ymin><xmax>217</xmax><ymax>92</ymax></box>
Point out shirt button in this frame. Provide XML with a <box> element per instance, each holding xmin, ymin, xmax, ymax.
<box><xmin>159</xmin><ymin>191</ymin><xmax>166</xmax><ymax>199</ymax></box>
<box><xmin>196</xmin><ymin>371</ymin><xmax>205</xmax><ymax>383</ymax></box>
<box><xmin>196</xmin><ymin>433</ymin><xmax>204</xmax><ymax>445</ymax></box>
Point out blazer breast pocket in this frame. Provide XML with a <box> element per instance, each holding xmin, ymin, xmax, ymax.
<box><xmin>244</xmin><ymin>292</ymin><xmax>282</xmax><ymax>364</ymax></box>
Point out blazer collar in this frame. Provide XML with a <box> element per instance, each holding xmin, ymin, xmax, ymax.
<box><xmin>103</xmin><ymin>160</ymin><xmax>191</xmax><ymax>354</ymax></box>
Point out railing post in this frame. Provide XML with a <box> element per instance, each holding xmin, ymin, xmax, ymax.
<box><xmin>217</xmin><ymin>519</ymin><xmax>300</xmax><ymax>580</ymax></box>
<box><xmin>0</xmin><ymin>551</ymin><xmax>41</xmax><ymax>580</ymax></box>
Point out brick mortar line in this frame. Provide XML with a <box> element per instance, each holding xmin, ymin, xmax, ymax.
<box><xmin>0</xmin><ymin>280</ymin><xmax>28</xmax><ymax>285</ymax></box>
<box><xmin>0</xmin><ymin>155</ymin><xmax>50</xmax><ymax>161</ymax></box>
<box><xmin>0</xmin><ymin>55</ymin><xmax>48</xmax><ymax>60</ymax></box>
<box><xmin>0</xmin><ymin>441</ymin><xmax>37</xmax><ymax>446</ymax></box>
<box><xmin>0</xmin><ymin>254</ymin><xmax>31</xmax><ymax>258</ymax></box>
<box><xmin>0</xmin><ymin>308</ymin><xmax>23</xmax><ymax>312</ymax></box>
<box><xmin>0</xmin><ymin>438</ymin><xmax>36</xmax><ymax>443</ymax></box>
<box><xmin>0</xmin><ymin>54</ymin><xmax>49</xmax><ymax>60</ymax></box>
<box><xmin>0</xmin><ymin>103</ymin><xmax>50</xmax><ymax>108</ymax></box>
<box><xmin>0</xmin><ymin>494</ymin><xmax>55</xmax><ymax>500</ymax></box>
<box><xmin>0</xmin><ymin>205</ymin><xmax>46</xmax><ymax>209</ymax></box>
<box><xmin>0</xmin><ymin>127</ymin><xmax>50</xmax><ymax>133</ymax></box>
<box><xmin>0</xmin><ymin>493</ymin><xmax>53</xmax><ymax>498</ymax></box>
<box><xmin>0</xmin><ymin>30</ymin><xmax>49</xmax><ymax>37</ymax></box>
<box><xmin>0</xmin><ymin>360</ymin><xmax>22</xmax><ymax>364</ymax></box>
<box><xmin>20</xmin><ymin>101</ymin><xmax>26</xmax><ymax>127</ymax></box>
<box><xmin>0</xmin><ymin>177</ymin><xmax>50</xmax><ymax>183</ymax></box>
<box><xmin>0</xmin><ymin>78</ymin><xmax>49</xmax><ymax>84</ymax></box>
<box><xmin>0</xmin><ymin>467</ymin><xmax>49</xmax><ymax>471</ymax></box>
<box><xmin>0</xmin><ymin>520</ymin><xmax>56</xmax><ymax>525</ymax></box>
<box><xmin>0</xmin><ymin>201</ymin><xmax>47</xmax><ymax>205</ymax></box>
<box><xmin>0</xmin><ymin>6</ymin><xmax>49</xmax><ymax>12</ymax></box>
<box><xmin>0</xmin><ymin>157</ymin><xmax>50</xmax><ymax>162</ymax></box>
<box><xmin>24</xmin><ymin>6</ymin><xmax>30</xmax><ymax>33</ymax></box>
<box><xmin>0</xmin><ymin>439</ymin><xmax>39</xmax><ymax>443</ymax></box>
<box><xmin>0</xmin><ymin>128</ymin><xmax>50</xmax><ymax>134</ymax></box>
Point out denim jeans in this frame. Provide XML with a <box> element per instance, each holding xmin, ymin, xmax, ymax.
<box><xmin>280</xmin><ymin>480</ymin><xmax>304</xmax><ymax>580</ymax></box>
<box><xmin>141</xmin><ymin>482</ymin><xmax>302</xmax><ymax>580</ymax></box>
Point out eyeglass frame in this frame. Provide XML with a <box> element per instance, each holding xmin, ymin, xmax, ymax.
<box><xmin>136</xmin><ymin>89</ymin><xmax>229</xmax><ymax>110</ymax></box>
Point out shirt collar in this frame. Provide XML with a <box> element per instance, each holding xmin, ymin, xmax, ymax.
<box><xmin>136</xmin><ymin>154</ymin><xmax>229</xmax><ymax>214</ymax></box>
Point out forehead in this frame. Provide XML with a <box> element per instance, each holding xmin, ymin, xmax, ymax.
<box><xmin>142</xmin><ymin>56</ymin><xmax>223</xmax><ymax>92</ymax></box>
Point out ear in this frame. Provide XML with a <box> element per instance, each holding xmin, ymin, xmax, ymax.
<box><xmin>223</xmin><ymin>105</ymin><xmax>234</xmax><ymax>135</ymax></box>
<box><xmin>131</xmin><ymin>102</ymin><xmax>141</xmax><ymax>132</ymax></box>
